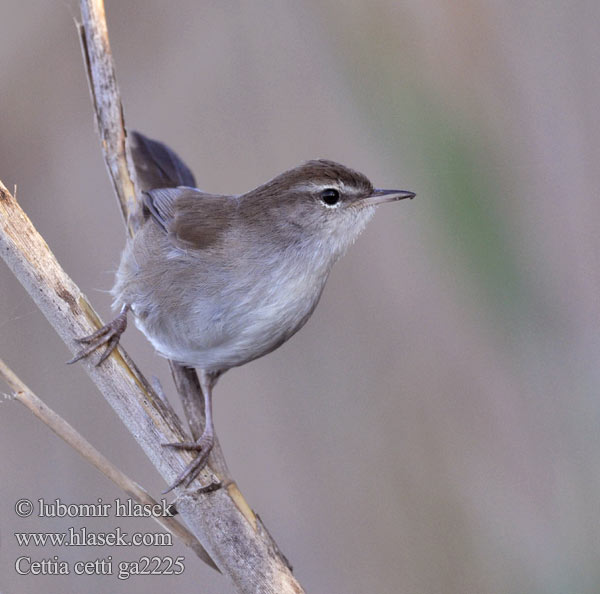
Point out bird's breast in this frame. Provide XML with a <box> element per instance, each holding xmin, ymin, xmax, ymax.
<box><xmin>129</xmin><ymin>245</ymin><xmax>331</xmax><ymax>371</ymax></box>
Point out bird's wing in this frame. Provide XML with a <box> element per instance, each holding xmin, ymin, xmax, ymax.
<box><xmin>142</xmin><ymin>188</ymin><xmax>180</xmax><ymax>233</ymax></box>
<box><xmin>129</xmin><ymin>131</ymin><xmax>196</xmax><ymax>191</ymax></box>
<box><xmin>143</xmin><ymin>187</ymin><xmax>237</xmax><ymax>251</ymax></box>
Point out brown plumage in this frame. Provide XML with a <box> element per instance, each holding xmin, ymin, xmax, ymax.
<box><xmin>71</xmin><ymin>131</ymin><xmax>414</xmax><ymax>490</ymax></box>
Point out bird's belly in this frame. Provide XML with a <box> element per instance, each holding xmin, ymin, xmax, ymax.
<box><xmin>132</xmin><ymin>271</ymin><xmax>326</xmax><ymax>372</ymax></box>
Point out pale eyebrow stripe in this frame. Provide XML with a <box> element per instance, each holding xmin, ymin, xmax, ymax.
<box><xmin>291</xmin><ymin>181</ymin><xmax>360</xmax><ymax>194</ymax></box>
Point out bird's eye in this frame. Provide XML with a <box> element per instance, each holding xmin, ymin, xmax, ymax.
<box><xmin>320</xmin><ymin>188</ymin><xmax>340</xmax><ymax>206</ymax></box>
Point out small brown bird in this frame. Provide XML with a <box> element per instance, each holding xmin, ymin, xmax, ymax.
<box><xmin>70</xmin><ymin>132</ymin><xmax>414</xmax><ymax>489</ymax></box>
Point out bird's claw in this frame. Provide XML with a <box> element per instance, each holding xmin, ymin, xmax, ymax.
<box><xmin>67</xmin><ymin>309</ymin><xmax>128</xmax><ymax>366</ymax></box>
<box><xmin>162</xmin><ymin>433</ymin><xmax>217</xmax><ymax>493</ymax></box>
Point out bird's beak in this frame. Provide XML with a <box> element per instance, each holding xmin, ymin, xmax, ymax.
<box><xmin>362</xmin><ymin>188</ymin><xmax>416</xmax><ymax>207</ymax></box>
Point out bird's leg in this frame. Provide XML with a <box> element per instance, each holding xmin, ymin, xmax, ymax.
<box><xmin>163</xmin><ymin>369</ymin><xmax>219</xmax><ymax>491</ymax></box>
<box><xmin>67</xmin><ymin>305</ymin><xmax>129</xmax><ymax>366</ymax></box>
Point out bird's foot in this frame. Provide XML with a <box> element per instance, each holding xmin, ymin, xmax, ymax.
<box><xmin>67</xmin><ymin>307</ymin><xmax>128</xmax><ymax>366</ymax></box>
<box><xmin>162</xmin><ymin>432</ymin><xmax>219</xmax><ymax>493</ymax></box>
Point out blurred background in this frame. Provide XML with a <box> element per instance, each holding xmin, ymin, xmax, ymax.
<box><xmin>1</xmin><ymin>1</ymin><xmax>599</xmax><ymax>592</ymax></box>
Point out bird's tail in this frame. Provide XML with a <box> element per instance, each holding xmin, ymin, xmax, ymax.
<box><xmin>128</xmin><ymin>130</ymin><xmax>196</xmax><ymax>191</ymax></box>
